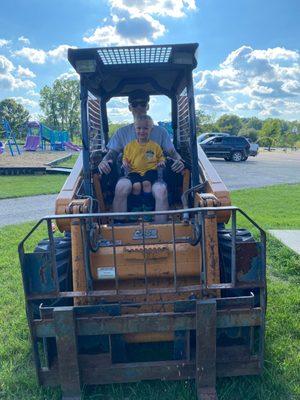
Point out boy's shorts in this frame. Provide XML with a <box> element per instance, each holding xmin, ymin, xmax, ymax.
<box><xmin>128</xmin><ymin>169</ymin><xmax>158</xmax><ymax>185</ymax></box>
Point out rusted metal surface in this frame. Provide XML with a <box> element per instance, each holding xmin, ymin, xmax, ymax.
<box><xmin>33</xmin><ymin>307</ymin><xmax>262</xmax><ymax>337</ymax></box>
<box><xmin>196</xmin><ymin>300</ymin><xmax>217</xmax><ymax>399</ymax></box>
<box><xmin>54</xmin><ymin>307</ymin><xmax>81</xmax><ymax>399</ymax></box>
<box><xmin>40</xmin><ymin>358</ymin><xmax>261</xmax><ymax>387</ymax></box>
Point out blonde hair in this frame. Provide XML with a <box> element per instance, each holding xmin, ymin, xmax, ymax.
<box><xmin>134</xmin><ymin>114</ymin><xmax>153</xmax><ymax>125</ymax></box>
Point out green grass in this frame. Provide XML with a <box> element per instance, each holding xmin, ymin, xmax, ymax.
<box><xmin>55</xmin><ymin>154</ymin><xmax>79</xmax><ymax>168</ymax></box>
<box><xmin>0</xmin><ymin>174</ymin><xmax>66</xmax><ymax>199</ymax></box>
<box><xmin>0</xmin><ymin>184</ymin><xmax>299</xmax><ymax>399</ymax></box>
<box><xmin>230</xmin><ymin>183</ymin><xmax>300</xmax><ymax>229</ymax></box>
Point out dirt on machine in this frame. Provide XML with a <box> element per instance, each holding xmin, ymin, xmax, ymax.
<box><xmin>19</xmin><ymin>43</ymin><xmax>266</xmax><ymax>400</ymax></box>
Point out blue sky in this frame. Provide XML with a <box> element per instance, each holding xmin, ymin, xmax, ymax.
<box><xmin>0</xmin><ymin>0</ymin><xmax>299</xmax><ymax>123</ymax></box>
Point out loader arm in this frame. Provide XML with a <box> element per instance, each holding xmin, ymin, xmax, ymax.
<box><xmin>55</xmin><ymin>152</ymin><xmax>83</xmax><ymax>232</ymax></box>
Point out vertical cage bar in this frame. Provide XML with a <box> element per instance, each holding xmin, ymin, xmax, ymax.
<box><xmin>141</xmin><ymin>218</ymin><xmax>149</xmax><ymax>296</ymax></box>
<box><xmin>47</xmin><ymin>219</ymin><xmax>59</xmax><ymax>291</ymax></box>
<box><xmin>80</xmin><ymin>78</ymin><xmax>91</xmax><ymax>196</ymax></box>
<box><xmin>231</xmin><ymin>209</ymin><xmax>237</xmax><ymax>286</ymax></box>
<box><xmin>171</xmin><ymin>215</ymin><xmax>178</xmax><ymax>291</ymax></box>
<box><xmin>111</xmin><ymin>219</ymin><xmax>119</xmax><ymax>294</ymax></box>
<box><xmin>200</xmin><ymin>211</ymin><xmax>207</xmax><ymax>288</ymax></box>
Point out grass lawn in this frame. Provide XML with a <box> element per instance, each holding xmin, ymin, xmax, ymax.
<box><xmin>55</xmin><ymin>154</ymin><xmax>79</xmax><ymax>168</ymax></box>
<box><xmin>0</xmin><ymin>174</ymin><xmax>66</xmax><ymax>199</ymax></box>
<box><xmin>0</xmin><ymin>184</ymin><xmax>299</xmax><ymax>399</ymax></box>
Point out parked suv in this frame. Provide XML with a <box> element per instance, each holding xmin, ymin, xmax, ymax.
<box><xmin>198</xmin><ymin>132</ymin><xmax>230</xmax><ymax>143</ymax></box>
<box><xmin>200</xmin><ymin>136</ymin><xmax>250</xmax><ymax>162</ymax></box>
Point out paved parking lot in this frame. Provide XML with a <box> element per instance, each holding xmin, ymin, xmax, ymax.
<box><xmin>211</xmin><ymin>150</ymin><xmax>300</xmax><ymax>190</ymax></box>
<box><xmin>1</xmin><ymin>150</ymin><xmax>300</xmax><ymax>227</ymax></box>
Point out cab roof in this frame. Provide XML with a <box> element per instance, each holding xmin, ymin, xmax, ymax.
<box><xmin>68</xmin><ymin>43</ymin><xmax>198</xmax><ymax>100</ymax></box>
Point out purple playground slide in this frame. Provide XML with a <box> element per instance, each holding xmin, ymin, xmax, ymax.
<box><xmin>24</xmin><ymin>135</ymin><xmax>40</xmax><ymax>151</ymax></box>
<box><xmin>63</xmin><ymin>141</ymin><xmax>81</xmax><ymax>152</ymax></box>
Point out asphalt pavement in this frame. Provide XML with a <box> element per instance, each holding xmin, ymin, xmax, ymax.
<box><xmin>1</xmin><ymin>151</ymin><xmax>300</xmax><ymax>228</ymax></box>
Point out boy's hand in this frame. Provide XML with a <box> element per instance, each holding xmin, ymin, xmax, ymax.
<box><xmin>122</xmin><ymin>159</ymin><xmax>131</xmax><ymax>175</ymax></box>
<box><xmin>157</xmin><ymin>160</ymin><xmax>166</xmax><ymax>168</ymax></box>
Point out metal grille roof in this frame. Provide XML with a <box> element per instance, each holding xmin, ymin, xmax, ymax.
<box><xmin>98</xmin><ymin>46</ymin><xmax>172</xmax><ymax>65</ymax></box>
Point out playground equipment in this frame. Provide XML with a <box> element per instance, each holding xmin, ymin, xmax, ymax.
<box><xmin>40</xmin><ymin>124</ymin><xmax>69</xmax><ymax>150</ymax></box>
<box><xmin>23</xmin><ymin>135</ymin><xmax>40</xmax><ymax>151</ymax></box>
<box><xmin>19</xmin><ymin>44</ymin><xmax>266</xmax><ymax>400</ymax></box>
<box><xmin>63</xmin><ymin>141</ymin><xmax>81</xmax><ymax>151</ymax></box>
<box><xmin>25</xmin><ymin>121</ymin><xmax>70</xmax><ymax>151</ymax></box>
<box><xmin>1</xmin><ymin>119</ymin><xmax>21</xmax><ymax>156</ymax></box>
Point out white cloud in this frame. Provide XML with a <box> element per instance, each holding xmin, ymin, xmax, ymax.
<box><xmin>57</xmin><ymin>69</ymin><xmax>79</xmax><ymax>80</ymax></box>
<box><xmin>12</xmin><ymin>96</ymin><xmax>38</xmax><ymax>109</ymax></box>
<box><xmin>0</xmin><ymin>38</ymin><xmax>10</xmax><ymax>47</ymax></box>
<box><xmin>17</xmin><ymin>65</ymin><xmax>36</xmax><ymax>78</ymax></box>
<box><xmin>196</xmin><ymin>94</ymin><xmax>231</xmax><ymax>112</ymax></box>
<box><xmin>18</xmin><ymin>36</ymin><xmax>30</xmax><ymax>45</ymax></box>
<box><xmin>84</xmin><ymin>0</ymin><xmax>196</xmax><ymax>46</ymax></box>
<box><xmin>0</xmin><ymin>55</ymin><xmax>15</xmax><ymax>73</ymax></box>
<box><xmin>84</xmin><ymin>14</ymin><xmax>165</xmax><ymax>46</ymax></box>
<box><xmin>27</xmin><ymin>89</ymin><xmax>40</xmax><ymax>97</ymax></box>
<box><xmin>252</xmin><ymin>47</ymin><xmax>299</xmax><ymax>62</ymax></box>
<box><xmin>110</xmin><ymin>0</ymin><xmax>196</xmax><ymax>18</ymax></box>
<box><xmin>193</xmin><ymin>45</ymin><xmax>300</xmax><ymax>118</ymax></box>
<box><xmin>0</xmin><ymin>56</ymin><xmax>36</xmax><ymax>91</ymax></box>
<box><xmin>48</xmin><ymin>44</ymin><xmax>77</xmax><ymax>61</ymax></box>
<box><xmin>14</xmin><ymin>47</ymin><xmax>47</xmax><ymax>64</ymax></box>
<box><xmin>14</xmin><ymin>44</ymin><xmax>77</xmax><ymax>64</ymax></box>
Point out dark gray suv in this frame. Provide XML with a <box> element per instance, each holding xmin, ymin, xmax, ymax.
<box><xmin>200</xmin><ymin>136</ymin><xmax>250</xmax><ymax>162</ymax></box>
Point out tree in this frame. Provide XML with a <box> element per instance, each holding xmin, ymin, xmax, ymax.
<box><xmin>40</xmin><ymin>79</ymin><xmax>80</xmax><ymax>139</ymax></box>
<box><xmin>238</xmin><ymin>126</ymin><xmax>259</xmax><ymax>142</ymax></box>
<box><xmin>258</xmin><ymin>119</ymin><xmax>281</xmax><ymax>150</ymax></box>
<box><xmin>0</xmin><ymin>99</ymin><xmax>29</xmax><ymax>139</ymax></box>
<box><xmin>244</xmin><ymin>117</ymin><xmax>263</xmax><ymax>131</ymax></box>
<box><xmin>216</xmin><ymin>114</ymin><xmax>242</xmax><ymax>136</ymax></box>
<box><xmin>195</xmin><ymin>110</ymin><xmax>218</xmax><ymax>134</ymax></box>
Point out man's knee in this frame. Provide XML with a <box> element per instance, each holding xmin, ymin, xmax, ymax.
<box><xmin>152</xmin><ymin>182</ymin><xmax>167</xmax><ymax>200</ymax></box>
<box><xmin>115</xmin><ymin>178</ymin><xmax>132</xmax><ymax>196</ymax></box>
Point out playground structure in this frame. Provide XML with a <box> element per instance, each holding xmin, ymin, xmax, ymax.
<box><xmin>26</xmin><ymin>121</ymin><xmax>72</xmax><ymax>151</ymax></box>
<box><xmin>0</xmin><ymin>119</ymin><xmax>21</xmax><ymax>156</ymax></box>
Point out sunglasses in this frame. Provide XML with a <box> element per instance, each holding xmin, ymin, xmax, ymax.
<box><xmin>130</xmin><ymin>101</ymin><xmax>148</xmax><ymax>108</ymax></box>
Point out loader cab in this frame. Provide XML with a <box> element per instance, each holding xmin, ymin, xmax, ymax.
<box><xmin>67</xmin><ymin>44</ymin><xmax>200</xmax><ymax>214</ymax></box>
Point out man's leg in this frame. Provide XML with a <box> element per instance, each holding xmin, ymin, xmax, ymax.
<box><xmin>152</xmin><ymin>181</ymin><xmax>168</xmax><ymax>223</ymax></box>
<box><xmin>112</xmin><ymin>178</ymin><xmax>132</xmax><ymax>216</ymax></box>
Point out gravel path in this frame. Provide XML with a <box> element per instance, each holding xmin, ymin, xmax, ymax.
<box><xmin>0</xmin><ymin>194</ymin><xmax>57</xmax><ymax>227</ymax></box>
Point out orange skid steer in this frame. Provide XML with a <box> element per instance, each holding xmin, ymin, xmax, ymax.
<box><xmin>19</xmin><ymin>43</ymin><xmax>266</xmax><ymax>400</ymax></box>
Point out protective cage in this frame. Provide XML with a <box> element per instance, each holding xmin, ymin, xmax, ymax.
<box><xmin>19</xmin><ymin>206</ymin><xmax>266</xmax><ymax>400</ymax></box>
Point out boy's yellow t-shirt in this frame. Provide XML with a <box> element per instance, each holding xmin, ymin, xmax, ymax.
<box><xmin>123</xmin><ymin>139</ymin><xmax>165</xmax><ymax>176</ymax></box>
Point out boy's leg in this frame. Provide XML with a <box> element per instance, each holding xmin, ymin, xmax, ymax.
<box><xmin>142</xmin><ymin>180</ymin><xmax>155</xmax><ymax>210</ymax></box>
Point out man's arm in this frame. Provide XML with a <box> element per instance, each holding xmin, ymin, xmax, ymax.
<box><xmin>157</xmin><ymin>126</ymin><xmax>184</xmax><ymax>173</ymax></box>
<box><xmin>166</xmin><ymin>148</ymin><xmax>185</xmax><ymax>173</ymax></box>
<box><xmin>98</xmin><ymin>149</ymin><xmax>118</xmax><ymax>174</ymax></box>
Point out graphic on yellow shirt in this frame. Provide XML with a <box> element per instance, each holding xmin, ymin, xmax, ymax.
<box><xmin>123</xmin><ymin>140</ymin><xmax>164</xmax><ymax>176</ymax></box>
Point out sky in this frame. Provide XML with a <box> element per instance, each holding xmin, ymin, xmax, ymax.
<box><xmin>0</xmin><ymin>0</ymin><xmax>300</xmax><ymax>123</ymax></box>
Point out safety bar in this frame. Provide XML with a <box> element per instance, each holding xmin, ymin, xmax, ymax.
<box><xmin>19</xmin><ymin>206</ymin><xmax>266</xmax><ymax>300</ymax></box>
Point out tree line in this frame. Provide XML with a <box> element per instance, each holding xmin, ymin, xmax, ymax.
<box><xmin>0</xmin><ymin>78</ymin><xmax>299</xmax><ymax>149</ymax></box>
<box><xmin>196</xmin><ymin>110</ymin><xmax>300</xmax><ymax>149</ymax></box>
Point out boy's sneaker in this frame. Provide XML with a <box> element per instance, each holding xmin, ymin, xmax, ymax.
<box><xmin>142</xmin><ymin>205</ymin><xmax>154</xmax><ymax>222</ymax></box>
<box><xmin>129</xmin><ymin>206</ymin><xmax>143</xmax><ymax>221</ymax></box>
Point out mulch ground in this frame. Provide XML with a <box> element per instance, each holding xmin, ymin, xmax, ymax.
<box><xmin>0</xmin><ymin>151</ymin><xmax>70</xmax><ymax>167</ymax></box>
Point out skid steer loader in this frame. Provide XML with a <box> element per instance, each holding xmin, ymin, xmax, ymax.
<box><xmin>19</xmin><ymin>43</ymin><xmax>266</xmax><ymax>400</ymax></box>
